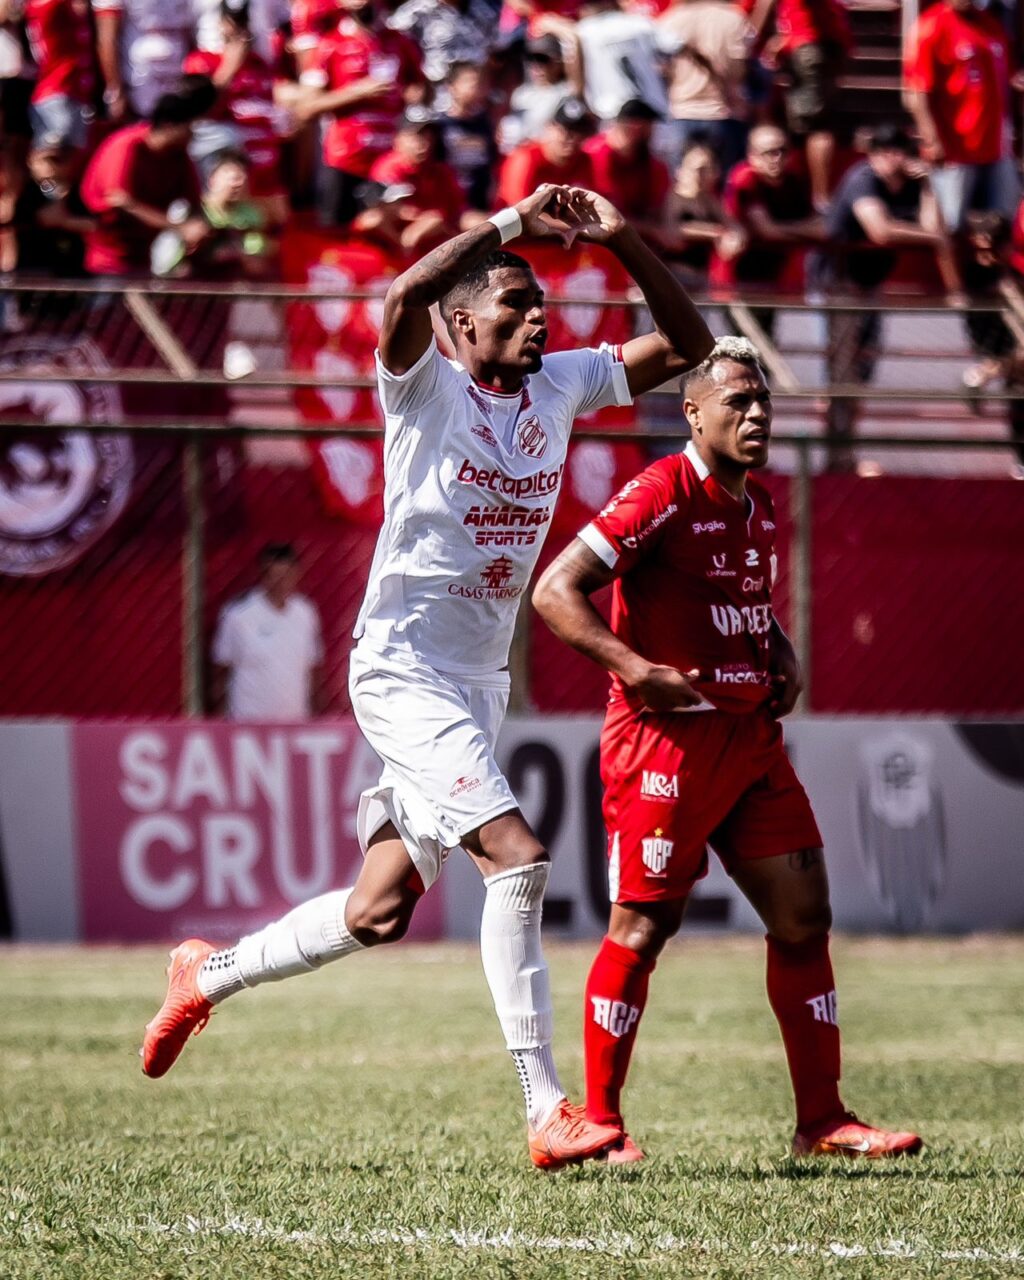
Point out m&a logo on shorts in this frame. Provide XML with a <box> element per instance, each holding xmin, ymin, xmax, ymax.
<box><xmin>517</xmin><ymin>415</ymin><xmax>547</xmax><ymax>459</ymax></box>
<box><xmin>449</xmin><ymin>775</ymin><xmax>482</xmax><ymax>798</ymax></box>
<box><xmin>641</xmin><ymin>770</ymin><xmax>678</xmax><ymax>800</ymax></box>
<box><xmin>641</xmin><ymin>828</ymin><xmax>673</xmax><ymax>875</ymax></box>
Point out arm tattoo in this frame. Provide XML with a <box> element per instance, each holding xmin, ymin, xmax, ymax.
<box><xmin>396</xmin><ymin>223</ymin><xmax>499</xmax><ymax>309</ymax></box>
<box><xmin>788</xmin><ymin>848</ymin><xmax>821</xmax><ymax>873</ymax></box>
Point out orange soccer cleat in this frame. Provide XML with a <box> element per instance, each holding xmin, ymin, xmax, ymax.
<box><xmin>792</xmin><ymin>1112</ymin><xmax>924</xmax><ymax>1159</ymax></box>
<box><xmin>528</xmin><ymin>1100</ymin><xmax>622</xmax><ymax>1171</ymax></box>
<box><xmin>141</xmin><ymin>939</ymin><xmax>216</xmax><ymax>1078</ymax></box>
<box><xmin>606</xmin><ymin>1133</ymin><xmax>646</xmax><ymax>1165</ymax></box>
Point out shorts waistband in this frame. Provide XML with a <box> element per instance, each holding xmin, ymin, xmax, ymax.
<box><xmin>353</xmin><ymin>641</ymin><xmax>512</xmax><ymax>691</ymax></box>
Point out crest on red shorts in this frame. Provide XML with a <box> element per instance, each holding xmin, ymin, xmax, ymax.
<box><xmin>641</xmin><ymin>828</ymin><xmax>673</xmax><ymax>875</ymax></box>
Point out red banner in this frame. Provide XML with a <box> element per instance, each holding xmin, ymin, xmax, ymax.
<box><xmin>71</xmin><ymin>721</ymin><xmax>444</xmax><ymax>943</ymax></box>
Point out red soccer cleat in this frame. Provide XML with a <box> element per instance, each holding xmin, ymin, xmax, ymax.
<box><xmin>528</xmin><ymin>1100</ymin><xmax>622</xmax><ymax>1171</ymax></box>
<box><xmin>792</xmin><ymin>1111</ymin><xmax>924</xmax><ymax>1159</ymax></box>
<box><xmin>606</xmin><ymin>1133</ymin><xmax>646</xmax><ymax>1165</ymax></box>
<box><xmin>141</xmin><ymin>939</ymin><xmax>216</xmax><ymax>1078</ymax></box>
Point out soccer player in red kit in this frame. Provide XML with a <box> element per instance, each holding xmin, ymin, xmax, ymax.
<box><xmin>533</xmin><ymin>337</ymin><xmax>924</xmax><ymax>1163</ymax></box>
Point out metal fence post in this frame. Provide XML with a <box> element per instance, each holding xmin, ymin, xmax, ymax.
<box><xmin>790</xmin><ymin>437</ymin><xmax>813</xmax><ymax>711</ymax></box>
<box><xmin>181</xmin><ymin>431</ymin><xmax>206</xmax><ymax>716</ymax></box>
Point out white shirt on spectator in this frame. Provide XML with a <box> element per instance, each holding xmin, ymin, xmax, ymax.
<box><xmin>92</xmin><ymin>0</ymin><xmax>197</xmax><ymax>117</ymax></box>
<box><xmin>213</xmin><ymin>587</ymin><xmax>324</xmax><ymax>721</ymax></box>
<box><xmin>575</xmin><ymin>9</ymin><xmax>668</xmax><ymax>121</ymax></box>
<box><xmin>387</xmin><ymin>0</ymin><xmax>494</xmax><ymax>83</ymax></box>
<box><xmin>193</xmin><ymin>0</ymin><xmax>289</xmax><ymax>60</ymax></box>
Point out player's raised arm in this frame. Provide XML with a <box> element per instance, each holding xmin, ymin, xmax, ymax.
<box><xmin>378</xmin><ymin>185</ymin><xmax>584</xmax><ymax>375</ymax></box>
<box><xmin>533</xmin><ymin>540</ymin><xmax>703</xmax><ymax>711</ymax></box>
<box><xmin>564</xmin><ymin>188</ymin><xmax>715</xmax><ymax>397</ymax></box>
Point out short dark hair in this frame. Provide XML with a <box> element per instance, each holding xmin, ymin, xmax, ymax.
<box><xmin>260</xmin><ymin>541</ymin><xmax>297</xmax><ymax>564</ymax></box>
<box><xmin>150</xmin><ymin>92</ymin><xmax>203</xmax><ymax>128</ymax></box>
<box><xmin>446</xmin><ymin>60</ymin><xmax>482</xmax><ymax>83</ymax></box>
<box><xmin>439</xmin><ymin>249</ymin><xmax>534</xmax><ymax>331</ymax></box>
<box><xmin>210</xmin><ymin>147</ymin><xmax>251</xmax><ymax>173</ymax></box>
<box><xmin>869</xmin><ymin>123</ymin><xmax>914</xmax><ymax>155</ymax></box>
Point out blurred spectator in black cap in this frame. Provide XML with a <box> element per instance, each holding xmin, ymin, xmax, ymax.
<box><xmin>584</xmin><ymin>98</ymin><xmax>670</xmax><ymax>245</ymax></box>
<box><xmin>439</xmin><ymin>62</ymin><xmax>498</xmax><ymax>213</ymax></box>
<box><xmin>368</xmin><ymin>107</ymin><xmax>468</xmax><ymax>249</ymax></box>
<box><xmin>498</xmin><ymin>94</ymin><xmax>595</xmax><ymax>206</ymax></box>
<box><xmin>817</xmin><ymin>123</ymin><xmax>960</xmax><ymax>468</ymax></box>
<box><xmin>501</xmin><ymin>30</ymin><xmax>582</xmax><ymax>149</ymax></box>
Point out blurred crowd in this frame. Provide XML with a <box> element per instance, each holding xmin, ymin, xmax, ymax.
<box><xmin>2</xmin><ymin>0</ymin><xmax>1024</xmax><ymax>387</ymax></box>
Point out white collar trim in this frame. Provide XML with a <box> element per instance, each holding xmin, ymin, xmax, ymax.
<box><xmin>684</xmin><ymin>440</ymin><xmax>710</xmax><ymax>480</ymax></box>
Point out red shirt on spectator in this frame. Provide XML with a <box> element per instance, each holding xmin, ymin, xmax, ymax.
<box><xmin>25</xmin><ymin>0</ymin><xmax>96</xmax><ymax>105</ymax></box>
<box><xmin>774</xmin><ymin>0</ymin><xmax>850</xmax><ymax>54</ymax></box>
<box><xmin>904</xmin><ymin>3</ymin><xmax>1012</xmax><ymax>167</ymax></box>
<box><xmin>369</xmin><ymin>151</ymin><xmax>466</xmax><ymax>225</ymax></box>
<box><xmin>291</xmin><ymin>0</ymin><xmax>340</xmax><ymax>53</ymax></box>
<box><xmin>80</xmin><ymin>122</ymin><xmax>201</xmax><ymax>274</ymax></box>
<box><xmin>497</xmin><ymin>141</ymin><xmax>595</xmax><ymax>208</ymax></box>
<box><xmin>584</xmin><ymin>133</ymin><xmax>669</xmax><ymax>221</ymax></box>
<box><xmin>720</xmin><ymin>159</ymin><xmax>812</xmax><ymax>284</ymax></box>
<box><xmin>183</xmin><ymin>48</ymin><xmax>285</xmax><ymax>197</ymax></box>
<box><xmin>304</xmin><ymin>18</ymin><xmax>424</xmax><ymax>177</ymax></box>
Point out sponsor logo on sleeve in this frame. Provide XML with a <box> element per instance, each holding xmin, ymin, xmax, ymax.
<box><xmin>621</xmin><ymin>503</ymin><xmax>678</xmax><ymax>549</ymax></box>
<box><xmin>692</xmin><ymin>520</ymin><xmax>726</xmax><ymax>534</ymax></box>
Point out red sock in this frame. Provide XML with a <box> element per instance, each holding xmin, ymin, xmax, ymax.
<box><xmin>765</xmin><ymin>933</ymin><xmax>844</xmax><ymax>1132</ymax></box>
<box><xmin>584</xmin><ymin>936</ymin><xmax>656</xmax><ymax>1128</ymax></box>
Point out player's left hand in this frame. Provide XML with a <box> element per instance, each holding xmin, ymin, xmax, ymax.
<box><xmin>564</xmin><ymin>188</ymin><xmax>627</xmax><ymax>244</ymax></box>
<box><xmin>768</xmin><ymin>645</ymin><xmax>802</xmax><ymax>718</ymax></box>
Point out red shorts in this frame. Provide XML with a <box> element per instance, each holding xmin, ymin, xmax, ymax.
<box><xmin>600</xmin><ymin>702</ymin><xmax>822</xmax><ymax>904</ymax></box>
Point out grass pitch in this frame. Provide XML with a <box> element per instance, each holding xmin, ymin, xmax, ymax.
<box><xmin>1</xmin><ymin>937</ymin><xmax>1022</xmax><ymax>1279</ymax></box>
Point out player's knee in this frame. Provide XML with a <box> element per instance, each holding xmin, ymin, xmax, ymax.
<box><xmin>770</xmin><ymin>901</ymin><xmax>832</xmax><ymax>946</ymax></box>
<box><xmin>609</xmin><ymin>903</ymin><xmax>684</xmax><ymax>961</ymax></box>
<box><xmin>347</xmin><ymin>892</ymin><xmax>415</xmax><ymax>947</ymax></box>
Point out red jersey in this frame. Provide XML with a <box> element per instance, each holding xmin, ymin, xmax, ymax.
<box><xmin>183</xmin><ymin>49</ymin><xmax>284</xmax><ymax>197</ymax></box>
<box><xmin>81</xmin><ymin>123</ymin><xmax>201</xmax><ymax>274</ymax></box>
<box><xmin>581</xmin><ymin>442</ymin><xmax>777</xmax><ymax>714</ymax></box>
<box><xmin>583</xmin><ymin>134</ymin><xmax>669</xmax><ymax>221</ymax></box>
<box><xmin>368</xmin><ymin>151</ymin><xmax>466</xmax><ymax>224</ymax></box>
<box><xmin>25</xmin><ymin>0</ymin><xmax>96</xmax><ymax>105</ymax></box>
<box><xmin>496</xmin><ymin>142</ymin><xmax>596</xmax><ymax>209</ymax></box>
<box><xmin>904</xmin><ymin>4</ymin><xmax>1012</xmax><ymax>166</ymax></box>
<box><xmin>775</xmin><ymin>0</ymin><xmax>850</xmax><ymax>54</ymax></box>
<box><xmin>304</xmin><ymin>19</ymin><xmax>423</xmax><ymax>177</ymax></box>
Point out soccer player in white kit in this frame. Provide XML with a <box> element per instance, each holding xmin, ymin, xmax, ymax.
<box><xmin>141</xmin><ymin>185</ymin><xmax>714</xmax><ymax>1169</ymax></box>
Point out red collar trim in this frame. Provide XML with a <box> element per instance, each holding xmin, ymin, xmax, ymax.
<box><xmin>472</xmin><ymin>378</ymin><xmax>527</xmax><ymax>398</ymax></box>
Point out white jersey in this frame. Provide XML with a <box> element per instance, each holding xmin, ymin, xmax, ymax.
<box><xmin>575</xmin><ymin>10</ymin><xmax>669</xmax><ymax>121</ymax></box>
<box><xmin>213</xmin><ymin>588</ymin><xmax>323</xmax><ymax>721</ymax></box>
<box><xmin>355</xmin><ymin>341</ymin><xmax>632</xmax><ymax>676</ymax></box>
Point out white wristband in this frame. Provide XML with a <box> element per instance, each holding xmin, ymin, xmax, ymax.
<box><xmin>488</xmin><ymin>207</ymin><xmax>523</xmax><ymax>245</ymax></box>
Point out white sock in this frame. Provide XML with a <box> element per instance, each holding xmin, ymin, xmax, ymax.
<box><xmin>480</xmin><ymin>862</ymin><xmax>565</xmax><ymax>1129</ymax></box>
<box><xmin>197</xmin><ymin>888</ymin><xmax>362</xmax><ymax>1004</ymax></box>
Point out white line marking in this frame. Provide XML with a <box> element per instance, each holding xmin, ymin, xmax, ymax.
<box><xmin>130</xmin><ymin>1217</ymin><xmax>1024</xmax><ymax>1264</ymax></box>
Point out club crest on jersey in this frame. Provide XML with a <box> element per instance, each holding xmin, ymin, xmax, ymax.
<box><xmin>641</xmin><ymin>829</ymin><xmax>673</xmax><ymax>875</ymax></box>
<box><xmin>641</xmin><ymin>770</ymin><xmax>678</xmax><ymax>800</ymax></box>
<box><xmin>517</xmin><ymin>415</ymin><xmax>547</xmax><ymax>459</ymax></box>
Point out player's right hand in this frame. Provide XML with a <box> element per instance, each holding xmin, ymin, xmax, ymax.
<box><xmin>624</xmin><ymin>661</ymin><xmax>704</xmax><ymax>712</ymax></box>
<box><xmin>515</xmin><ymin>185</ymin><xmax>585</xmax><ymax>247</ymax></box>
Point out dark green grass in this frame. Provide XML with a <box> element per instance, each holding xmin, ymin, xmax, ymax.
<box><xmin>2</xmin><ymin>937</ymin><xmax>1022</xmax><ymax>1279</ymax></box>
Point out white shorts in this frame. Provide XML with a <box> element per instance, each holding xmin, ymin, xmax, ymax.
<box><xmin>348</xmin><ymin>643</ymin><xmax>516</xmax><ymax>891</ymax></box>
